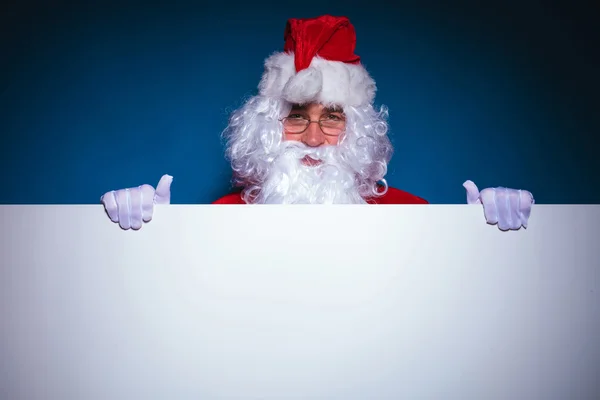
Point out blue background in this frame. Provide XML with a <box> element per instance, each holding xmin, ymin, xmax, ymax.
<box><xmin>2</xmin><ymin>1</ymin><xmax>598</xmax><ymax>204</ymax></box>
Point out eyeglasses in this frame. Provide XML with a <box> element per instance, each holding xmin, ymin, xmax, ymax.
<box><xmin>280</xmin><ymin>117</ymin><xmax>346</xmax><ymax>136</ymax></box>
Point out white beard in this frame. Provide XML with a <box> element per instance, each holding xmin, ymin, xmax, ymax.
<box><xmin>250</xmin><ymin>142</ymin><xmax>367</xmax><ymax>204</ymax></box>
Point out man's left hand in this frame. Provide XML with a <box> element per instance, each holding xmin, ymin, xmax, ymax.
<box><xmin>463</xmin><ymin>180</ymin><xmax>534</xmax><ymax>231</ymax></box>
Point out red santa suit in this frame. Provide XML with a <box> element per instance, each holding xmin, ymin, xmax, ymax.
<box><xmin>213</xmin><ymin>188</ymin><xmax>428</xmax><ymax>204</ymax></box>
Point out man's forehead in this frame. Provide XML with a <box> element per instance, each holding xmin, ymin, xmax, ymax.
<box><xmin>291</xmin><ymin>103</ymin><xmax>344</xmax><ymax>112</ymax></box>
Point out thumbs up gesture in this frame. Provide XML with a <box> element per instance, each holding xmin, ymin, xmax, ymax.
<box><xmin>463</xmin><ymin>180</ymin><xmax>534</xmax><ymax>231</ymax></box>
<box><xmin>101</xmin><ymin>174</ymin><xmax>173</xmax><ymax>230</ymax></box>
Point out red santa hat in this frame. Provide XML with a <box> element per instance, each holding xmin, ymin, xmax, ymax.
<box><xmin>258</xmin><ymin>15</ymin><xmax>376</xmax><ymax>107</ymax></box>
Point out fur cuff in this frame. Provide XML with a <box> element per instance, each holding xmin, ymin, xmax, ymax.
<box><xmin>258</xmin><ymin>52</ymin><xmax>376</xmax><ymax>107</ymax></box>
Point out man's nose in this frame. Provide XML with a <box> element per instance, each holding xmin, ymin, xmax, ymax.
<box><xmin>302</xmin><ymin>121</ymin><xmax>325</xmax><ymax>147</ymax></box>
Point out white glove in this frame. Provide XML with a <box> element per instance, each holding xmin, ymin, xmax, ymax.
<box><xmin>463</xmin><ymin>180</ymin><xmax>534</xmax><ymax>231</ymax></box>
<box><xmin>101</xmin><ymin>174</ymin><xmax>173</xmax><ymax>230</ymax></box>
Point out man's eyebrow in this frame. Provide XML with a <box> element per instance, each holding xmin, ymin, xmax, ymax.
<box><xmin>289</xmin><ymin>104</ymin><xmax>344</xmax><ymax>112</ymax></box>
<box><xmin>324</xmin><ymin>105</ymin><xmax>344</xmax><ymax>113</ymax></box>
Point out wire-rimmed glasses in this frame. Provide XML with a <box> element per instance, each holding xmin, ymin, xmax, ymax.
<box><xmin>280</xmin><ymin>117</ymin><xmax>346</xmax><ymax>136</ymax></box>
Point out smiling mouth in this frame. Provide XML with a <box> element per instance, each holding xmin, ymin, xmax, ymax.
<box><xmin>301</xmin><ymin>155</ymin><xmax>323</xmax><ymax>167</ymax></box>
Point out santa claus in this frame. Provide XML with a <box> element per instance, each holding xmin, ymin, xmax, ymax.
<box><xmin>101</xmin><ymin>15</ymin><xmax>534</xmax><ymax>231</ymax></box>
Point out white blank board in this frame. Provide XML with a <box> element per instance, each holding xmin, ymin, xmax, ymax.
<box><xmin>1</xmin><ymin>205</ymin><xmax>599</xmax><ymax>399</ymax></box>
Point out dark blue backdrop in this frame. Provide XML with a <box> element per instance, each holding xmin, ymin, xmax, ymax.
<box><xmin>2</xmin><ymin>1</ymin><xmax>598</xmax><ymax>204</ymax></box>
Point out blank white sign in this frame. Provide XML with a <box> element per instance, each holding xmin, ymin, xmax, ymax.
<box><xmin>1</xmin><ymin>205</ymin><xmax>599</xmax><ymax>399</ymax></box>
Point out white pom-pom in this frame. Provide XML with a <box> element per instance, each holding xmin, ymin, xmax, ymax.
<box><xmin>282</xmin><ymin>67</ymin><xmax>323</xmax><ymax>104</ymax></box>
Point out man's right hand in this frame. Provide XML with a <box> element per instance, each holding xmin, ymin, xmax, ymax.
<box><xmin>100</xmin><ymin>174</ymin><xmax>173</xmax><ymax>230</ymax></box>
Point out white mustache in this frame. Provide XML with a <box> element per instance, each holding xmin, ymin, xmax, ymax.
<box><xmin>278</xmin><ymin>141</ymin><xmax>337</xmax><ymax>163</ymax></box>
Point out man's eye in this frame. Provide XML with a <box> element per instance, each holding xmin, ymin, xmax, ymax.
<box><xmin>287</xmin><ymin>114</ymin><xmax>304</xmax><ymax>119</ymax></box>
<box><xmin>325</xmin><ymin>114</ymin><xmax>344</xmax><ymax>121</ymax></box>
